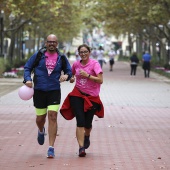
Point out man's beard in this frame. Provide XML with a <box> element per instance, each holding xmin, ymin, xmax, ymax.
<box><xmin>49</xmin><ymin>48</ymin><xmax>55</xmax><ymax>52</ymax></box>
<box><xmin>48</xmin><ymin>46</ymin><xmax>56</xmax><ymax>52</ymax></box>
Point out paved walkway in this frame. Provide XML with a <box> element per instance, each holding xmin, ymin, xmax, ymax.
<box><xmin>0</xmin><ymin>60</ymin><xmax>170</xmax><ymax>170</ymax></box>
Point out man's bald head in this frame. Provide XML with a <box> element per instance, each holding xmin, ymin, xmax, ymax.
<box><xmin>45</xmin><ymin>34</ymin><xmax>58</xmax><ymax>53</ymax></box>
<box><xmin>46</xmin><ymin>34</ymin><xmax>58</xmax><ymax>41</ymax></box>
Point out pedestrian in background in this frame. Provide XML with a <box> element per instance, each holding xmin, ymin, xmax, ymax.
<box><xmin>142</xmin><ymin>51</ymin><xmax>151</xmax><ymax>78</ymax></box>
<box><xmin>67</xmin><ymin>51</ymin><xmax>71</xmax><ymax>59</ymax></box>
<box><xmin>91</xmin><ymin>47</ymin><xmax>98</xmax><ymax>59</ymax></box>
<box><xmin>97</xmin><ymin>46</ymin><xmax>105</xmax><ymax>68</ymax></box>
<box><xmin>60</xmin><ymin>44</ymin><xmax>104</xmax><ymax>157</ymax></box>
<box><xmin>108</xmin><ymin>48</ymin><xmax>116</xmax><ymax>71</ymax></box>
<box><xmin>130</xmin><ymin>52</ymin><xmax>139</xmax><ymax>76</ymax></box>
<box><xmin>23</xmin><ymin>34</ymin><xmax>72</xmax><ymax>158</ymax></box>
<box><xmin>75</xmin><ymin>49</ymin><xmax>81</xmax><ymax>61</ymax></box>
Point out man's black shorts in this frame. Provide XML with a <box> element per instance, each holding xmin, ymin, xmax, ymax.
<box><xmin>33</xmin><ymin>89</ymin><xmax>61</xmax><ymax>108</ymax></box>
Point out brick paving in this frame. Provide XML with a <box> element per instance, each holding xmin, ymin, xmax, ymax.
<box><xmin>0</xmin><ymin>60</ymin><xmax>170</xmax><ymax>170</ymax></box>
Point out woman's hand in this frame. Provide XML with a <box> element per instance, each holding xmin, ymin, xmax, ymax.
<box><xmin>79</xmin><ymin>69</ymin><xmax>88</xmax><ymax>78</ymax></box>
<box><xmin>70</xmin><ymin>76</ymin><xmax>75</xmax><ymax>83</ymax></box>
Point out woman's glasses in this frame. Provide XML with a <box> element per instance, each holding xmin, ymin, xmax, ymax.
<box><xmin>79</xmin><ymin>51</ymin><xmax>89</xmax><ymax>55</ymax></box>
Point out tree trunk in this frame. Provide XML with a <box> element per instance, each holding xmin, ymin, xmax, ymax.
<box><xmin>8</xmin><ymin>31</ymin><xmax>15</xmax><ymax>64</ymax></box>
<box><xmin>151</xmin><ymin>38</ymin><xmax>157</xmax><ymax>63</ymax></box>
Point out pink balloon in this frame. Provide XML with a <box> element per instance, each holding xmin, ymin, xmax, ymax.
<box><xmin>18</xmin><ymin>85</ymin><xmax>34</xmax><ymax>100</ymax></box>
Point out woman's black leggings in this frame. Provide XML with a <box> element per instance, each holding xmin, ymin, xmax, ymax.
<box><xmin>70</xmin><ymin>96</ymin><xmax>99</xmax><ymax>129</ymax></box>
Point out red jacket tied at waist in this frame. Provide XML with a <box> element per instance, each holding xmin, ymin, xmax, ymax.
<box><xmin>60</xmin><ymin>86</ymin><xmax>104</xmax><ymax>120</ymax></box>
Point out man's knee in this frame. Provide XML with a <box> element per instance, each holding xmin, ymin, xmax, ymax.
<box><xmin>48</xmin><ymin>110</ymin><xmax>57</xmax><ymax>122</ymax></box>
<box><xmin>36</xmin><ymin>114</ymin><xmax>46</xmax><ymax>124</ymax></box>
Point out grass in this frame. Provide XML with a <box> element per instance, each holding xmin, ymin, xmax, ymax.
<box><xmin>151</xmin><ymin>68</ymin><xmax>170</xmax><ymax>79</ymax></box>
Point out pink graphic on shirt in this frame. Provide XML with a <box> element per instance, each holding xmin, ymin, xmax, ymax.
<box><xmin>45</xmin><ymin>52</ymin><xmax>58</xmax><ymax>76</ymax></box>
<box><xmin>79</xmin><ymin>78</ymin><xmax>87</xmax><ymax>85</ymax></box>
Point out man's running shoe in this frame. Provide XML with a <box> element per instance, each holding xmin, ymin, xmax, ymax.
<box><xmin>37</xmin><ymin>127</ymin><xmax>45</xmax><ymax>145</ymax></box>
<box><xmin>84</xmin><ymin>135</ymin><xmax>90</xmax><ymax>149</ymax></box>
<box><xmin>79</xmin><ymin>147</ymin><xmax>86</xmax><ymax>157</ymax></box>
<box><xmin>47</xmin><ymin>147</ymin><xmax>55</xmax><ymax>158</ymax></box>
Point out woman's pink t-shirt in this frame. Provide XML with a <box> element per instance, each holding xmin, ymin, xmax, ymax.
<box><xmin>72</xmin><ymin>58</ymin><xmax>103</xmax><ymax>96</ymax></box>
<box><xmin>45</xmin><ymin>52</ymin><xmax>58</xmax><ymax>76</ymax></box>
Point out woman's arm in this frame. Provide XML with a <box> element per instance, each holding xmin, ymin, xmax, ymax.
<box><xmin>79</xmin><ymin>69</ymin><xmax>103</xmax><ymax>84</ymax></box>
<box><xmin>88</xmin><ymin>73</ymin><xmax>103</xmax><ymax>84</ymax></box>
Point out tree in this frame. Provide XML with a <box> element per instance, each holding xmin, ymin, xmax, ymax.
<box><xmin>1</xmin><ymin>0</ymin><xmax>83</xmax><ymax>63</ymax></box>
<box><xmin>90</xmin><ymin>0</ymin><xmax>170</xmax><ymax>64</ymax></box>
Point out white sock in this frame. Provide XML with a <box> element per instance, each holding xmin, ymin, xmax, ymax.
<box><xmin>39</xmin><ymin>131</ymin><xmax>44</xmax><ymax>134</ymax></box>
<box><xmin>39</xmin><ymin>128</ymin><xmax>45</xmax><ymax>134</ymax></box>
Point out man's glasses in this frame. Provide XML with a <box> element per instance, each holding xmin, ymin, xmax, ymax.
<box><xmin>79</xmin><ymin>51</ymin><xmax>89</xmax><ymax>54</ymax></box>
<box><xmin>47</xmin><ymin>41</ymin><xmax>57</xmax><ymax>44</ymax></box>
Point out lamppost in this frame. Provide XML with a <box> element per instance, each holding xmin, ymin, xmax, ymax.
<box><xmin>0</xmin><ymin>10</ymin><xmax>4</xmax><ymax>57</ymax></box>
